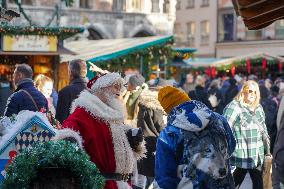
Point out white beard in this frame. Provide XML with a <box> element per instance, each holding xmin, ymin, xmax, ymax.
<box><xmin>105</xmin><ymin>93</ymin><xmax>126</xmax><ymax>116</ymax></box>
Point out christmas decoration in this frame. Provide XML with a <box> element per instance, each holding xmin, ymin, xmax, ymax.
<box><xmin>2</xmin><ymin>140</ymin><xmax>105</xmax><ymax>189</ymax></box>
<box><xmin>246</xmin><ymin>59</ymin><xmax>251</xmax><ymax>74</ymax></box>
<box><xmin>231</xmin><ymin>66</ymin><xmax>236</xmax><ymax>77</ymax></box>
<box><xmin>279</xmin><ymin>61</ymin><xmax>283</xmax><ymax>73</ymax></box>
<box><xmin>94</xmin><ymin>43</ymin><xmax>174</xmax><ymax>80</ymax></box>
<box><xmin>211</xmin><ymin>67</ymin><xmax>217</xmax><ymax>78</ymax></box>
<box><xmin>0</xmin><ymin>25</ymin><xmax>84</xmax><ymax>40</ymax></box>
<box><xmin>262</xmin><ymin>58</ymin><xmax>267</xmax><ymax>69</ymax></box>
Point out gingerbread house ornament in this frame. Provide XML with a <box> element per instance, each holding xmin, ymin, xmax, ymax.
<box><xmin>0</xmin><ymin>110</ymin><xmax>56</xmax><ymax>181</ymax></box>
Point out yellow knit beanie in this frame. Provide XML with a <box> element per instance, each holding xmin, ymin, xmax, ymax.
<box><xmin>158</xmin><ymin>86</ymin><xmax>191</xmax><ymax>114</ymax></box>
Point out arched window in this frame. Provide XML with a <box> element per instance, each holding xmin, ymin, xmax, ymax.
<box><xmin>133</xmin><ymin>30</ymin><xmax>154</xmax><ymax>37</ymax></box>
<box><xmin>88</xmin><ymin>28</ymin><xmax>104</xmax><ymax>40</ymax></box>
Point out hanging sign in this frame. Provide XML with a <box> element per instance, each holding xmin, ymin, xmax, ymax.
<box><xmin>2</xmin><ymin>35</ymin><xmax>57</xmax><ymax>52</ymax></box>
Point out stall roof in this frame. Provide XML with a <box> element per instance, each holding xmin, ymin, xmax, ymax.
<box><xmin>61</xmin><ymin>35</ymin><xmax>173</xmax><ymax>63</ymax></box>
<box><xmin>211</xmin><ymin>52</ymin><xmax>284</xmax><ymax>67</ymax></box>
<box><xmin>178</xmin><ymin>53</ymin><xmax>284</xmax><ymax>68</ymax></box>
<box><xmin>232</xmin><ymin>0</ymin><xmax>284</xmax><ymax>30</ymax></box>
<box><xmin>173</xmin><ymin>58</ymin><xmax>222</xmax><ymax>68</ymax></box>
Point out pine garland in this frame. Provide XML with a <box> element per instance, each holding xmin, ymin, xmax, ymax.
<box><xmin>0</xmin><ymin>25</ymin><xmax>84</xmax><ymax>39</ymax></box>
<box><xmin>2</xmin><ymin>140</ymin><xmax>105</xmax><ymax>189</ymax></box>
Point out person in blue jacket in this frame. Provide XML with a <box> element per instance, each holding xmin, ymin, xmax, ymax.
<box><xmin>4</xmin><ymin>64</ymin><xmax>48</xmax><ymax>117</ymax></box>
<box><xmin>155</xmin><ymin>86</ymin><xmax>236</xmax><ymax>189</ymax></box>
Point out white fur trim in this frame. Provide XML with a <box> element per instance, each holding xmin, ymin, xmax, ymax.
<box><xmin>0</xmin><ymin>110</ymin><xmax>55</xmax><ymax>150</ymax></box>
<box><xmin>91</xmin><ymin>72</ymin><xmax>124</xmax><ymax>91</ymax></box>
<box><xmin>52</xmin><ymin>128</ymin><xmax>83</xmax><ymax>149</ymax></box>
<box><xmin>109</xmin><ymin>123</ymin><xmax>135</xmax><ymax>174</ymax></box>
<box><xmin>70</xmin><ymin>90</ymin><xmax>124</xmax><ymax>122</ymax></box>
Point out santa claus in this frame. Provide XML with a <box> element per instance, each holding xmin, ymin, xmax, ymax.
<box><xmin>60</xmin><ymin>72</ymin><xmax>145</xmax><ymax>189</ymax></box>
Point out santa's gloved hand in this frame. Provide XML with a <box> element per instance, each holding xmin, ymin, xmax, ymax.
<box><xmin>126</xmin><ymin>128</ymin><xmax>143</xmax><ymax>151</ymax></box>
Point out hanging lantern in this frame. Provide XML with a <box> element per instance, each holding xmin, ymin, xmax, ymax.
<box><xmin>211</xmin><ymin>67</ymin><xmax>217</xmax><ymax>78</ymax></box>
<box><xmin>278</xmin><ymin>61</ymin><xmax>283</xmax><ymax>73</ymax></box>
<box><xmin>246</xmin><ymin>59</ymin><xmax>251</xmax><ymax>74</ymax></box>
<box><xmin>231</xmin><ymin>66</ymin><xmax>236</xmax><ymax>77</ymax></box>
<box><xmin>205</xmin><ymin>68</ymin><xmax>211</xmax><ymax>77</ymax></box>
<box><xmin>262</xmin><ymin>58</ymin><xmax>267</xmax><ymax>70</ymax></box>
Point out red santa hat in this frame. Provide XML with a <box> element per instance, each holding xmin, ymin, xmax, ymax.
<box><xmin>87</xmin><ymin>72</ymin><xmax>124</xmax><ymax>92</ymax></box>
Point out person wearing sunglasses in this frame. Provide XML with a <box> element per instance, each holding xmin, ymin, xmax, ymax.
<box><xmin>223</xmin><ymin>80</ymin><xmax>269</xmax><ymax>189</ymax></box>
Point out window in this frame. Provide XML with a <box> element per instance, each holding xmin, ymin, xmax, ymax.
<box><xmin>246</xmin><ymin>29</ymin><xmax>262</xmax><ymax>40</ymax></box>
<box><xmin>80</xmin><ymin>0</ymin><xmax>91</xmax><ymax>8</ymax></box>
<box><xmin>219</xmin><ymin>13</ymin><xmax>234</xmax><ymax>41</ymax></box>
<box><xmin>152</xmin><ymin>0</ymin><xmax>160</xmax><ymax>12</ymax></box>
<box><xmin>201</xmin><ymin>20</ymin><xmax>210</xmax><ymax>45</ymax></box>
<box><xmin>187</xmin><ymin>22</ymin><xmax>195</xmax><ymax>46</ymax></box>
<box><xmin>187</xmin><ymin>0</ymin><xmax>194</xmax><ymax>9</ymax></box>
<box><xmin>174</xmin><ymin>23</ymin><xmax>183</xmax><ymax>45</ymax></box>
<box><xmin>163</xmin><ymin>0</ymin><xmax>170</xmax><ymax>13</ymax></box>
<box><xmin>275</xmin><ymin>20</ymin><xmax>284</xmax><ymax>39</ymax></box>
<box><xmin>176</xmin><ymin>0</ymin><xmax>181</xmax><ymax>10</ymax></box>
<box><xmin>201</xmin><ymin>0</ymin><xmax>209</xmax><ymax>7</ymax></box>
<box><xmin>132</xmin><ymin>0</ymin><xmax>142</xmax><ymax>11</ymax></box>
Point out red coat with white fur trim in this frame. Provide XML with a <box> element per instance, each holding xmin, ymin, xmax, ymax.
<box><xmin>62</xmin><ymin>90</ymin><xmax>141</xmax><ymax>189</ymax></box>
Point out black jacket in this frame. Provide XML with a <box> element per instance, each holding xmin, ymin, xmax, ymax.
<box><xmin>188</xmin><ymin>86</ymin><xmax>212</xmax><ymax>109</ymax></box>
<box><xmin>136</xmin><ymin>90</ymin><xmax>165</xmax><ymax>177</ymax></box>
<box><xmin>55</xmin><ymin>78</ymin><xmax>87</xmax><ymax>123</ymax></box>
<box><xmin>4</xmin><ymin>79</ymin><xmax>48</xmax><ymax>117</ymax></box>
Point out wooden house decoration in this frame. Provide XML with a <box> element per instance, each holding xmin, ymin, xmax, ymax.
<box><xmin>0</xmin><ymin>111</ymin><xmax>56</xmax><ymax>181</ymax></box>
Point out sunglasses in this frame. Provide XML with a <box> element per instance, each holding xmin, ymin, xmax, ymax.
<box><xmin>245</xmin><ymin>89</ymin><xmax>256</xmax><ymax>94</ymax></box>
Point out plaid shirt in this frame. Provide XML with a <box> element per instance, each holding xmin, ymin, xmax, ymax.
<box><xmin>223</xmin><ymin>100</ymin><xmax>268</xmax><ymax>169</ymax></box>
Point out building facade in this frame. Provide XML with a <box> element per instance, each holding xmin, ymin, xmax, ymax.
<box><xmin>217</xmin><ymin>0</ymin><xmax>284</xmax><ymax>58</ymax></box>
<box><xmin>174</xmin><ymin>0</ymin><xmax>217</xmax><ymax>57</ymax></box>
<box><xmin>7</xmin><ymin>0</ymin><xmax>176</xmax><ymax>39</ymax></box>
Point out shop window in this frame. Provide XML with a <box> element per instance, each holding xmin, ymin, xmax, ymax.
<box><xmin>187</xmin><ymin>0</ymin><xmax>194</xmax><ymax>9</ymax></box>
<box><xmin>219</xmin><ymin>13</ymin><xmax>234</xmax><ymax>41</ymax></box>
<box><xmin>201</xmin><ymin>0</ymin><xmax>209</xmax><ymax>7</ymax></box>
<box><xmin>201</xmin><ymin>20</ymin><xmax>210</xmax><ymax>45</ymax></box>
<box><xmin>187</xmin><ymin>22</ymin><xmax>195</xmax><ymax>47</ymax></box>
<box><xmin>80</xmin><ymin>0</ymin><xmax>91</xmax><ymax>8</ymax></box>
<box><xmin>275</xmin><ymin>20</ymin><xmax>284</xmax><ymax>39</ymax></box>
<box><xmin>176</xmin><ymin>0</ymin><xmax>181</xmax><ymax>10</ymax></box>
<box><xmin>246</xmin><ymin>29</ymin><xmax>263</xmax><ymax>40</ymax></box>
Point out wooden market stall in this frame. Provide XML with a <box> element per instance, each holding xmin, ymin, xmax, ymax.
<box><xmin>0</xmin><ymin>25</ymin><xmax>82</xmax><ymax>90</ymax></box>
<box><xmin>61</xmin><ymin>36</ymin><xmax>174</xmax><ymax>83</ymax></box>
<box><xmin>180</xmin><ymin>53</ymin><xmax>284</xmax><ymax>79</ymax></box>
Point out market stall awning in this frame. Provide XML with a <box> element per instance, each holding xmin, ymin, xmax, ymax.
<box><xmin>211</xmin><ymin>52</ymin><xmax>284</xmax><ymax>68</ymax></box>
<box><xmin>179</xmin><ymin>58</ymin><xmax>223</xmax><ymax>68</ymax></box>
<box><xmin>232</xmin><ymin>0</ymin><xmax>284</xmax><ymax>30</ymax></box>
<box><xmin>61</xmin><ymin>35</ymin><xmax>173</xmax><ymax>63</ymax></box>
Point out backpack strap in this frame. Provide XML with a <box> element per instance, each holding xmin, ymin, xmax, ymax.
<box><xmin>20</xmin><ymin>89</ymin><xmax>40</xmax><ymax>111</ymax></box>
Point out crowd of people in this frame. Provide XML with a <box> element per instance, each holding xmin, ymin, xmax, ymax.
<box><xmin>0</xmin><ymin>60</ymin><xmax>284</xmax><ymax>189</ymax></box>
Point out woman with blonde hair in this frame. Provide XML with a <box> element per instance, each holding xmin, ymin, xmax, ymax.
<box><xmin>34</xmin><ymin>74</ymin><xmax>56</xmax><ymax>115</ymax></box>
<box><xmin>223</xmin><ymin>80</ymin><xmax>269</xmax><ymax>189</ymax></box>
